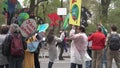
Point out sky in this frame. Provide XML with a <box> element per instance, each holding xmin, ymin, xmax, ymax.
<box><xmin>18</xmin><ymin>0</ymin><xmax>67</xmax><ymax>7</ymax></box>
<box><xmin>18</xmin><ymin>0</ymin><xmax>24</xmax><ymax>7</ymax></box>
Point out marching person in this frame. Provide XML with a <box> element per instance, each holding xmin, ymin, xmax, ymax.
<box><xmin>106</xmin><ymin>25</ymin><xmax>120</xmax><ymax>68</ymax></box>
<box><xmin>58</xmin><ymin>29</ymin><xmax>66</xmax><ymax>60</ymax></box>
<box><xmin>69</xmin><ymin>25</ymin><xmax>91</xmax><ymax>68</ymax></box>
<box><xmin>8</xmin><ymin>24</ymin><xmax>27</xmax><ymax>68</ymax></box>
<box><xmin>88</xmin><ymin>26</ymin><xmax>106</xmax><ymax>68</ymax></box>
<box><xmin>46</xmin><ymin>29</ymin><xmax>62</xmax><ymax>68</ymax></box>
<box><xmin>0</xmin><ymin>24</ymin><xmax>9</xmax><ymax>68</ymax></box>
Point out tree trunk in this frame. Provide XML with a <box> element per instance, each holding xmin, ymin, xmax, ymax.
<box><xmin>101</xmin><ymin>0</ymin><xmax>111</xmax><ymax>23</ymax></box>
<box><xmin>30</xmin><ymin>0</ymin><xmax>35</xmax><ymax>13</ymax></box>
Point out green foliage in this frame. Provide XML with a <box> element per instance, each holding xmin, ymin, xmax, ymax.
<box><xmin>37</xmin><ymin>0</ymin><xmax>61</xmax><ymax>23</ymax></box>
<box><xmin>108</xmin><ymin>8</ymin><xmax>120</xmax><ymax>32</ymax></box>
<box><xmin>0</xmin><ymin>0</ymin><xmax>6</xmax><ymax>26</ymax></box>
<box><xmin>86</xmin><ymin>23</ymin><xmax>96</xmax><ymax>35</ymax></box>
<box><xmin>108</xmin><ymin>8</ymin><xmax>120</xmax><ymax>24</ymax></box>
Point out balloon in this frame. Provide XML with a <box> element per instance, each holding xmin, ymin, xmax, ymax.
<box><xmin>27</xmin><ymin>41</ymin><xmax>39</xmax><ymax>52</ymax></box>
<box><xmin>63</xmin><ymin>13</ymin><xmax>70</xmax><ymax>29</ymax></box>
<box><xmin>37</xmin><ymin>23</ymin><xmax>49</xmax><ymax>32</ymax></box>
<box><xmin>18</xmin><ymin>12</ymin><xmax>29</xmax><ymax>26</ymax></box>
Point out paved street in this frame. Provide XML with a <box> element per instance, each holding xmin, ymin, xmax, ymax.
<box><xmin>39</xmin><ymin>57</ymin><xmax>117</xmax><ymax>68</ymax></box>
<box><xmin>39</xmin><ymin>49</ymin><xmax>117</xmax><ymax>68</ymax></box>
<box><xmin>40</xmin><ymin>58</ymin><xmax>70</xmax><ymax>68</ymax></box>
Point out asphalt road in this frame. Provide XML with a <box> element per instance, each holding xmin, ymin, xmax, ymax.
<box><xmin>39</xmin><ymin>48</ymin><xmax>117</xmax><ymax>68</ymax></box>
<box><xmin>39</xmin><ymin>58</ymin><xmax>117</xmax><ymax>68</ymax></box>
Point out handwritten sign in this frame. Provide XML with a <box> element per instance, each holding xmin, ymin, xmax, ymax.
<box><xmin>20</xmin><ymin>19</ymin><xmax>37</xmax><ymax>37</ymax></box>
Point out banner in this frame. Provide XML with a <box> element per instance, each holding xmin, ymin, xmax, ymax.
<box><xmin>69</xmin><ymin>0</ymin><xmax>82</xmax><ymax>26</ymax></box>
<box><xmin>20</xmin><ymin>19</ymin><xmax>37</xmax><ymax>37</ymax></box>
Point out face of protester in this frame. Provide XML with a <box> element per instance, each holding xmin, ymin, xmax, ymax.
<box><xmin>76</xmin><ymin>28</ymin><xmax>80</xmax><ymax>33</ymax></box>
<box><xmin>72</xmin><ymin>25</ymin><xmax>75</xmax><ymax>29</ymax></box>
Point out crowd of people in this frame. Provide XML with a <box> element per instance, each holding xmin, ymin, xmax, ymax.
<box><xmin>0</xmin><ymin>22</ymin><xmax>120</xmax><ymax>68</ymax></box>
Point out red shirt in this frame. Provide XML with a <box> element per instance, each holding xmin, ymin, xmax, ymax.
<box><xmin>88</xmin><ymin>31</ymin><xmax>106</xmax><ymax>50</ymax></box>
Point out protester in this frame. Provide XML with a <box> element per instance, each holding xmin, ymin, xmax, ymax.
<box><xmin>8</xmin><ymin>24</ymin><xmax>26</xmax><ymax>68</ymax></box>
<box><xmin>86</xmin><ymin>33</ymin><xmax>92</xmax><ymax>68</ymax></box>
<box><xmin>97</xmin><ymin>23</ymin><xmax>108</xmax><ymax>68</ymax></box>
<box><xmin>30</xmin><ymin>12</ymin><xmax>35</xmax><ymax>19</ymax></box>
<box><xmin>23</xmin><ymin>36</ymin><xmax>35</xmax><ymax>68</ymax></box>
<box><xmin>34</xmin><ymin>32</ymin><xmax>46</xmax><ymax>68</ymax></box>
<box><xmin>58</xmin><ymin>29</ymin><xmax>66</xmax><ymax>60</ymax></box>
<box><xmin>88</xmin><ymin>26</ymin><xmax>106</xmax><ymax>68</ymax></box>
<box><xmin>0</xmin><ymin>24</ymin><xmax>9</xmax><ymax>68</ymax></box>
<box><xmin>106</xmin><ymin>25</ymin><xmax>120</xmax><ymax>68</ymax></box>
<box><xmin>69</xmin><ymin>25</ymin><xmax>91</xmax><ymax>68</ymax></box>
<box><xmin>46</xmin><ymin>29</ymin><xmax>62</xmax><ymax>68</ymax></box>
<box><xmin>11</xmin><ymin>13</ymin><xmax>19</xmax><ymax>24</ymax></box>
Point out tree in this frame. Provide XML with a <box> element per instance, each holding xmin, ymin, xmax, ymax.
<box><xmin>101</xmin><ymin>0</ymin><xmax>111</xmax><ymax>23</ymax></box>
<box><xmin>0</xmin><ymin>0</ymin><xmax>7</xmax><ymax>25</ymax></box>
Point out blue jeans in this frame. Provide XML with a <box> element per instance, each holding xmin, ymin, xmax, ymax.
<box><xmin>9</xmin><ymin>56</ymin><xmax>23</xmax><ymax>68</ymax></box>
<box><xmin>101</xmin><ymin>48</ymin><xmax>107</xmax><ymax>68</ymax></box>
<box><xmin>70</xmin><ymin>63</ymin><xmax>82</xmax><ymax>68</ymax></box>
<box><xmin>86</xmin><ymin>61</ymin><xmax>92</xmax><ymax>68</ymax></box>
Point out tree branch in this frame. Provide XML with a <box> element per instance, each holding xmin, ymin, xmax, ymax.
<box><xmin>31</xmin><ymin>0</ymin><xmax>47</xmax><ymax>10</ymax></box>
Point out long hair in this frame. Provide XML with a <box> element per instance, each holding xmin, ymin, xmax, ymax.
<box><xmin>46</xmin><ymin>29</ymin><xmax>54</xmax><ymax>44</ymax></box>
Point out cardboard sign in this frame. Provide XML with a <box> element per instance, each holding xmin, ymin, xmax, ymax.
<box><xmin>57</xmin><ymin>8</ymin><xmax>67</xmax><ymax>15</ymax></box>
<box><xmin>69</xmin><ymin>0</ymin><xmax>82</xmax><ymax>26</ymax></box>
<box><xmin>20</xmin><ymin>19</ymin><xmax>37</xmax><ymax>37</ymax></box>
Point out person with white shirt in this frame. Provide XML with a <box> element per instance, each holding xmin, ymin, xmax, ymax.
<box><xmin>69</xmin><ymin>25</ymin><xmax>91</xmax><ymax>68</ymax></box>
<box><xmin>58</xmin><ymin>29</ymin><xmax>66</xmax><ymax>60</ymax></box>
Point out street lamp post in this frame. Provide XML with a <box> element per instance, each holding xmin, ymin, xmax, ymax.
<box><xmin>59</xmin><ymin>0</ymin><xmax>63</xmax><ymax>31</ymax></box>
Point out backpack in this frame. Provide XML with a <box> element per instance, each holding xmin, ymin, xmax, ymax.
<box><xmin>108</xmin><ymin>33</ymin><xmax>120</xmax><ymax>51</ymax></box>
<box><xmin>10</xmin><ymin>34</ymin><xmax>24</xmax><ymax>56</ymax></box>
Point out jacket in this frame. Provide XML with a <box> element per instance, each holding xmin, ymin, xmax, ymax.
<box><xmin>88</xmin><ymin>31</ymin><xmax>106</xmax><ymax>50</ymax></box>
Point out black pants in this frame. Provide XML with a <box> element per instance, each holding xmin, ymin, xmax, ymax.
<box><xmin>70</xmin><ymin>63</ymin><xmax>82</xmax><ymax>68</ymax></box>
<box><xmin>34</xmin><ymin>51</ymin><xmax>40</xmax><ymax>68</ymax></box>
<box><xmin>48</xmin><ymin>62</ymin><xmax>53</xmax><ymax>68</ymax></box>
<box><xmin>58</xmin><ymin>42</ymin><xmax>64</xmax><ymax>60</ymax></box>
